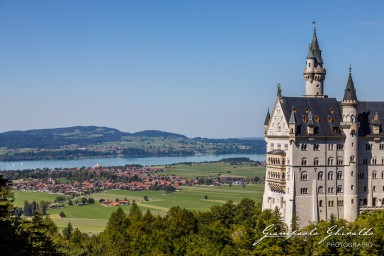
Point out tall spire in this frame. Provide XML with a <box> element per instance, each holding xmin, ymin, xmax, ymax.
<box><xmin>304</xmin><ymin>22</ymin><xmax>326</xmax><ymax>97</ymax></box>
<box><xmin>343</xmin><ymin>65</ymin><xmax>358</xmax><ymax>101</ymax></box>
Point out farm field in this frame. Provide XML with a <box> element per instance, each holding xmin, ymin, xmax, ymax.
<box><xmin>14</xmin><ymin>183</ymin><xmax>264</xmax><ymax>234</ymax></box>
<box><xmin>164</xmin><ymin>161</ymin><xmax>265</xmax><ymax>178</ymax></box>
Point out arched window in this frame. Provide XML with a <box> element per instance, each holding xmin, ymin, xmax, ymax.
<box><xmin>302</xmin><ymin>158</ymin><xmax>307</xmax><ymax>166</ymax></box>
<box><xmin>350</xmin><ymin>155</ymin><xmax>355</xmax><ymax>162</ymax></box>
<box><xmin>318</xmin><ymin>186</ymin><xmax>324</xmax><ymax>194</ymax></box>
<box><xmin>351</xmin><ymin>185</ymin><xmax>355</xmax><ymax>190</ymax></box>
<box><xmin>314</xmin><ymin>157</ymin><xmax>319</xmax><ymax>166</ymax></box>
<box><xmin>301</xmin><ymin>171</ymin><xmax>308</xmax><ymax>181</ymax></box>
<box><xmin>328</xmin><ymin>157</ymin><xmax>334</xmax><ymax>166</ymax></box>
<box><xmin>373</xmin><ymin>171</ymin><xmax>377</xmax><ymax>179</ymax></box>
<box><xmin>328</xmin><ymin>171</ymin><xmax>334</xmax><ymax>180</ymax></box>
<box><xmin>318</xmin><ymin>171</ymin><xmax>324</xmax><ymax>180</ymax></box>
<box><xmin>319</xmin><ymin>200</ymin><xmax>323</xmax><ymax>207</ymax></box>
<box><xmin>337</xmin><ymin>157</ymin><xmax>343</xmax><ymax>165</ymax></box>
<box><xmin>337</xmin><ymin>185</ymin><xmax>343</xmax><ymax>193</ymax></box>
<box><xmin>328</xmin><ymin>187</ymin><xmax>334</xmax><ymax>193</ymax></box>
<box><xmin>337</xmin><ymin>171</ymin><xmax>343</xmax><ymax>180</ymax></box>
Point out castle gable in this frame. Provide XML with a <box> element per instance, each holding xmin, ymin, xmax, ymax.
<box><xmin>267</xmin><ymin>100</ymin><xmax>289</xmax><ymax>136</ymax></box>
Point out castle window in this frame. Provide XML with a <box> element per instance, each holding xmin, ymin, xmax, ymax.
<box><xmin>328</xmin><ymin>187</ymin><xmax>334</xmax><ymax>193</ymax></box>
<box><xmin>319</xmin><ymin>200</ymin><xmax>323</xmax><ymax>207</ymax></box>
<box><xmin>372</xmin><ymin>158</ymin><xmax>377</xmax><ymax>165</ymax></box>
<box><xmin>301</xmin><ymin>144</ymin><xmax>308</xmax><ymax>151</ymax></box>
<box><xmin>373</xmin><ymin>171</ymin><xmax>377</xmax><ymax>179</ymax></box>
<box><xmin>301</xmin><ymin>171</ymin><xmax>308</xmax><ymax>181</ymax></box>
<box><xmin>382</xmin><ymin>158</ymin><xmax>384</xmax><ymax>165</ymax></box>
<box><xmin>350</xmin><ymin>155</ymin><xmax>355</xmax><ymax>162</ymax></box>
<box><xmin>366</xmin><ymin>143</ymin><xmax>373</xmax><ymax>150</ymax></box>
<box><xmin>318</xmin><ymin>171</ymin><xmax>324</xmax><ymax>180</ymax></box>
<box><xmin>318</xmin><ymin>186</ymin><xmax>324</xmax><ymax>194</ymax></box>
<box><xmin>337</xmin><ymin>144</ymin><xmax>344</xmax><ymax>151</ymax></box>
<box><xmin>337</xmin><ymin>157</ymin><xmax>343</xmax><ymax>166</ymax></box>
<box><xmin>328</xmin><ymin>201</ymin><xmax>334</xmax><ymax>207</ymax></box>
<box><xmin>337</xmin><ymin>171</ymin><xmax>343</xmax><ymax>180</ymax></box>
<box><xmin>328</xmin><ymin>157</ymin><xmax>334</xmax><ymax>166</ymax></box>
<box><xmin>284</xmin><ymin>144</ymin><xmax>288</xmax><ymax>151</ymax></box>
<box><xmin>337</xmin><ymin>200</ymin><xmax>344</xmax><ymax>206</ymax></box>
<box><xmin>373</xmin><ymin>186</ymin><xmax>376</xmax><ymax>192</ymax></box>
<box><xmin>351</xmin><ymin>199</ymin><xmax>354</xmax><ymax>204</ymax></box>
<box><xmin>382</xmin><ymin>171</ymin><xmax>384</xmax><ymax>179</ymax></box>
<box><xmin>380</xmin><ymin>144</ymin><xmax>384</xmax><ymax>150</ymax></box>
<box><xmin>351</xmin><ymin>171</ymin><xmax>354</xmax><ymax>177</ymax></box>
<box><xmin>314</xmin><ymin>158</ymin><xmax>319</xmax><ymax>166</ymax></box>
<box><xmin>337</xmin><ymin>185</ymin><xmax>343</xmax><ymax>193</ymax></box>
<box><xmin>364</xmin><ymin>186</ymin><xmax>366</xmax><ymax>192</ymax></box>
<box><xmin>271</xmin><ymin>143</ymin><xmax>274</xmax><ymax>150</ymax></box>
<box><xmin>313</xmin><ymin>144</ymin><xmax>319</xmax><ymax>151</ymax></box>
<box><xmin>328</xmin><ymin>171</ymin><xmax>334</xmax><ymax>180</ymax></box>
<box><xmin>358</xmin><ymin>172</ymin><xmax>364</xmax><ymax>179</ymax></box>
<box><xmin>328</xmin><ymin>144</ymin><xmax>334</xmax><ymax>151</ymax></box>
<box><xmin>300</xmin><ymin>188</ymin><xmax>308</xmax><ymax>194</ymax></box>
<box><xmin>363</xmin><ymin>198</ymin><xmax>367</xmax><ymax>205</ymax></box>
<box><xmin>351</xmin><ymin>185</ymin><xmax>355</xmax><ymax>190</ymax></box>
<box><xmin>363</xmin><ymin>159</ymin><xmax>368</xmax><ymax>165</ymax></box>
<box><xmin>277</xmin><ymin>143</ymin><xmax>281</xmax><ymax>149</ymax></box>
<box><xmin>302</xmin><ymin>158</ymin><xmax>307</xmax><ymax>166</ymax></box>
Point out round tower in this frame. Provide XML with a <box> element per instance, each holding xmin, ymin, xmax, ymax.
<box><xmin>341</xmin><ymin>66</ymin><xmax>359</xmax><ymax>222</ymax></box>
<box><xmin>304</xmin><ymin>26</ymin><xmax>326</xmax><ymax>97</ymax></box>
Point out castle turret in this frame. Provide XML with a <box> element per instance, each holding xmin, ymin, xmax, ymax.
<box><xmin>341</xmin><ymin>66</ymin><xmax>359</xmax><ymax>222</ymax></box>
<box><xmin>303</xmin><ymin>26</ymin><xmax>326</xmax><ymax>97</ymax></box>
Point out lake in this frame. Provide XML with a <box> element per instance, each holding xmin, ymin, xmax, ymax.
<box><xmin>0</xmin><ymin>154</ymin><xmax>266</xmax><ymax>171</ymax></box>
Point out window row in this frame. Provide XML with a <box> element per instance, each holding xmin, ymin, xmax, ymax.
<box><xmin>301</xmin><ymin>157</ymin><xmax>346</xmax><ymax>166</ymax></box>
<box><xmin>270</xmin><ymin>143</ymin><xmax>289</xmax><ymax>151</ymax></box>
<box><xmin>361</xmin><ymin>157</ymin><xmax>384</xmax><ymax>165</ymax></box>
<box><xmin>301</xmin><ymin>171</ymin><xmax>343</xmax><ymax>181</ymax></box>
<box><xmin>358</xmin><ymin>171</ymin><xmax>384</xmax><ymax>179</ymax></box>
<box><xmin>319</xmin><ymin>200</ymin><xmax>344</xmax><ymax>207</ymax></box>
<box><xmin>300</xmin><ymin>144</ymin><xmax>344</xmax><ymax>151</ymax></box>
<box><xmin>317</xmin><ymin>185</ymin><xmax>343</xmax><ymax>194</ymax></box>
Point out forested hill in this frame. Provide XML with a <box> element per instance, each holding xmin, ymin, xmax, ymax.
<box><xmin>0</xmin><ymin>126</ymin><xmax>190</xmax><ymax>148</ymax></box>
<box><xmin>0</xmin><ymin>126</ymin><xmax>265</xmax><ymax>161</ymax></box>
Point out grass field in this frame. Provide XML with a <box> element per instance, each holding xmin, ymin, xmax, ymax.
<box><xmin>14</xmin><ymin>184</ymin><xmax>264</xmax><ymax>234</ymax></box>
<box><xmin>164</xmin><ymin>162</ymin><xmax>265</xmax><ymax>178</ymax></box>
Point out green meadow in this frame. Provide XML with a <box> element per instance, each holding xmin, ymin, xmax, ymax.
<box><xmin>14</xmin><ymin>184</ymin><xmax>264</xmax><ymax>234</ymax></box>
<box><xmin>164</xmin><ymin>161</ymin><xmax>265</xmax><ymax>178</ymax></box>
<box><xmin>13</xmin><ymin>161</ymin><xmax>266</xmax><ymax>234</ymax></box>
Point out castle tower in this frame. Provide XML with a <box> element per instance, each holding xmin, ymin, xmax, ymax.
<box><xmin>341</xmin><ymin>66</ymin><xmax>359</xmax><ymax>222</ymax></box>
<box><xmin>303</xmin><ymin>25</ymin><xmax>327</xmax><ymax>97</ymax></box>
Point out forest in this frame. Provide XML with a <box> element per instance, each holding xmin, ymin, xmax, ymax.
<box><xmin>1</xmin><ymin>175</ymin><xmax>383</xmax><ymax>256</ymax></box>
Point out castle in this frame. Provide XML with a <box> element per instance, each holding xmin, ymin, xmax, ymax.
<box><xmin>262</xmin><ymin>26</ymin><xmax>384</xmax><ymax>228</ymax></box>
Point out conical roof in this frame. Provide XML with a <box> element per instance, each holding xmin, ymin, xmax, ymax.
<box><xmin>343</xmin><ymin>69</ymin><xmax>357</xmax><ymax>101</ymax></box>
<box><xmin>309</xmin><ymin>29</ymin><xmax>323</xmax><ymax>65</ymax></box>
<box><xmin>264</xmin><ymin>109</ymin><xmax>270</xmax><ymax>125</ymax></box>
<box><xmin>289</xmin><ymin>109</ymin><xmax>297</xmax><ymax>124</ymax></box>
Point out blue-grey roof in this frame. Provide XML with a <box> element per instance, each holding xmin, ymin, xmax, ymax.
<box><xmin>280</xmin><ymin>97</ymin><xmax>344</xmax><ymax>137</ymax></box>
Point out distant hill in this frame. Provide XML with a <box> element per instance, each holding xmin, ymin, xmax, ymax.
<box><xmin>0</xmin><ymin>126</ymin><xmax>189</xmax><ymax>149</ymax></box>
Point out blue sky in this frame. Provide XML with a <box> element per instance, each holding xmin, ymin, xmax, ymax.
<box><xmin>0</xmin><ymin>1</ymin><xmax>383</xmax><ymax>138</ymax></box>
